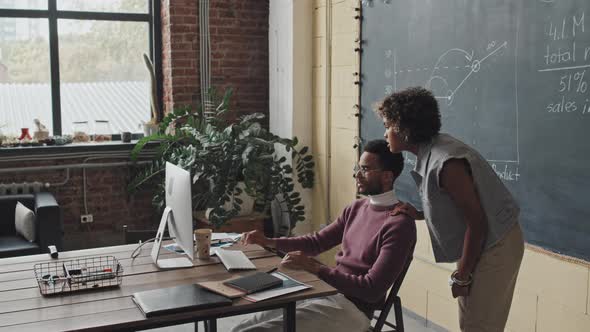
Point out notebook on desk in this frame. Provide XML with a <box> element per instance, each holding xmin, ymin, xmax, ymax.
<box><xmin>223</xmin><ymin>272</ymin><xmax>283</xmax><ymax>294</ymax></box>
<box><xmin>216</xmin><ymin>249</ymin><xmax>256</xmax><ymax>271</ymax></box>
<box><xmin>198</xmin><ymin>278</ymin><xmax>246</xmax><ymax>299</ymax></box>
<box><xmin>243</xmin><ymin>272</ymin><xmax>311</xmax><ymax>303</ymax></box>
<box><xmin>132</xmin><ymin>284</ymin><xmax>232</xmax><ymax>318</ymax></box>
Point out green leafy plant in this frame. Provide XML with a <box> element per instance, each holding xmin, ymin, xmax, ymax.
<box><xmin>129</xmin><ymin>88</ymin><xmax>314</xmax><ymax>229</ymax></box>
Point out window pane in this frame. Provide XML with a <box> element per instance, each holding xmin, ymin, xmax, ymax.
<box><xmin>57</xmin><ymin>0</ymin><xmax>148</xmax><ymax>14</ymax></box>
<box><xmin>58</xmin><ymin>19</ymin><xmax>150</xmax><ymax>135</ymax></box>
<box><xmin>0</xmin><ymin>0</ymin><xmax>47</xmax><ymax>10</ymax></box>
<box><xmin>0</xmin><ymin>18</ymin><xmax>53</xmax><ymax>137</ymax></box>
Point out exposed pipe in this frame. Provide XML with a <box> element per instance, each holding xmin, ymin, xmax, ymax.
<box><xmin>80</xmin><ymin>156</ymin><xmax>151</xmax><ymax>216</ymax></box>
<box><xmin>199</xmin><ymin>0</ymin><xmax>212</xmax><ymax>114</ymax></box>
<box><xmin>355</xmin><ymin>2</ymin><xmax>362</xmax><ymax>157</ymax></box>
<box><xmin>205</xmin><ymin>0</ymin><xmax>211</xmax><ymax>109</ymax></box>
<box><xmin>324</xmin><ymin>0</ymin><xmax>333</xmax><ymax>224</ymax></box>
<box><xmin>200</xmin><ymin>0</ymin><xmax>205</xmax><ymax>109</ymax></box>
<box><xmin>52</xmin><ymin>168</ymin><xmax>70</xmax><ymax>187</ymax></box>
<box><xmin>0</xmin><ymin>150</ymin><xmax>157</xmax><ymax>163</ymax></box>
<box><xmin>0</xmin><ymin>161</ymin><xmax>151</xmax><ymax>174</ymax></box>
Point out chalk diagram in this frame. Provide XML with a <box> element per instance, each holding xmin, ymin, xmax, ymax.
<box><xmin>426</xmin><ymin>41</ymin><xmax>508</xmax><ymax>105</ymax></box>
<box><xmin>384</xmin><ymin>39</ymin><xmax>520</xmax><ymax>175</ymax></box>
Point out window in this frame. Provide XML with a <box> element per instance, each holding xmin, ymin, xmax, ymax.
<box><xmin>0</xmin><ymin>0</ymin><xmax>161</xmax><ymax>138</ymax></box>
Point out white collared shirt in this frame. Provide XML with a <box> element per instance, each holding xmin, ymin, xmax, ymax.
<box><xmin>368</xmin><ymin>190</ymin><xmax>399</xmax><ymax>207</ymax></box>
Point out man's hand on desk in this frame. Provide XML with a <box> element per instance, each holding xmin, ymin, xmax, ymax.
<box><xmin>281</xmin><ymin>251</ymin><xmax>322</xmax><ymax>275</ymax></box>
<box><xmin>241</xmin><ymin>230</ymin><xmax>276</xmax><ymax>248</ymax></box>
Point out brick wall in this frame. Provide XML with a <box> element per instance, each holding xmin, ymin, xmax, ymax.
<box><xmin>0</xmin><ymin>158</ymin><xmax>157</xmax><ymax>247</ymax></box>
<box><xmin>0</xmin><ymin>0</ymin><xmax>269</xmax><ymax>250</ymax></box>
<box><xmin>163</xmin><ymin>0</ymin><xmax>269</xmax><ymax>123</ymax></box>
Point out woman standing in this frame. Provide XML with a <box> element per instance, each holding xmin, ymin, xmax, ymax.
<box><xmin>376</xmin><ymin>87</ymin><xmax>524</xmax><ymax>332</ymax></box>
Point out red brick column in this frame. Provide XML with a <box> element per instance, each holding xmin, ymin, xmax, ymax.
<box><xmin>162</xmin><ymin>0</ymin><xmax>269</xmax><ymax>121</ymax></box>
<box><xmin>161</xmin><ymin>0</ymin><xmax>200</xmax><ymax>113</ymax></box>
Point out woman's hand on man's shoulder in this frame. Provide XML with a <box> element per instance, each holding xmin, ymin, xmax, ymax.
<box><xmin>390</xmin><ymin>201</ymin><xmax>424</xmax><ymax>220</ymax></box>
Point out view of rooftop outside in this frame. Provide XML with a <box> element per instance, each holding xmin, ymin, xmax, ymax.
<box><xmin>0</xmin><ymin>0</ymin><xmax>151</xmax><ymax>137</ymax></box>
<box><xmin>58</xmin><ymin>0</ymin><xmax>148</xmax><ymax>13</ymax></box>
<box><xmin>0</xmin><ymin>16</ymin><xmax>52</xmax><ymax>134</ymax></box>
<box><xmin>57</xmin><ymin>18</ymin><xmax>150</xmax><ymax>136</ymax></box>
<box><xmin>0</xmin><ymin>0</ymin><xmax>46</xmax><ymax>10</ymax></box>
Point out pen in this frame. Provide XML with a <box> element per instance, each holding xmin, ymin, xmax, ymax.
<box><xmin>266</xmin><ymin>267</ymin><xmax>278</xmax><ymax>274</ymax></box>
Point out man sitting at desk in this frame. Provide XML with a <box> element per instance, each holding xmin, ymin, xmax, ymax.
<box><xmin>233</xmin><ymin>139</ymin><xmax>416</xmax><ymax>332</ymax></box>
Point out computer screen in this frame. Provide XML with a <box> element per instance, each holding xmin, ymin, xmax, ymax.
<box><xmin>165</xmin><ymin>162</ymin><xmax>194</xmax><ymax>261</ymax></box>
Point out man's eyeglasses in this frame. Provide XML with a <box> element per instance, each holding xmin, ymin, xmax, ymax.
<box><xmin>353</xmin><ymin>164</ymin><xmax>382</xmax><ymax>177</ymax></box>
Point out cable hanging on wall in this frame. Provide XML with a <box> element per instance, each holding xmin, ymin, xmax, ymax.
<box><xmin>354</xmin><ymin>2</ymin><xmax>363</xmax><ymax>154</ymax></box>
<box><xmin>199</xmin><ymin>0</ymin><xmax>213</xmax><ymax>116</ymax></box>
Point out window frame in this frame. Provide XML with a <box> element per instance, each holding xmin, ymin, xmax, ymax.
<box><xmin>0</xmin><ymin>0</ymin><xmax>163</xmax><ymax>136</ymax></box>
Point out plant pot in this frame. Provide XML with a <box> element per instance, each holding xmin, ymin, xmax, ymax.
<box><xmin>142</xmin><ymin>123</ymin><xmax>159</xmax><ymax>137</ymax></box>
<box><xmin>33</xmin><ymin>130</ymin><xmax>49</xmax><ymax>140</ymax></box>
<box><xmin>205</xmin><ymin>182</ymin><xmax>255</xmax><ymax>219</ymax></box>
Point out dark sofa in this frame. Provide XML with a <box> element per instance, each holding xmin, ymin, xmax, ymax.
<box><xmin>0</xmin><ymin>193</ymin><xmax>63</xmax><ymax>258</ymax></box>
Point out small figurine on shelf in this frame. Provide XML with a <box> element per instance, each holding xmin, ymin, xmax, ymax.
<box><xmin>72</xmin><ymin>121</ymin><xmax>90</xmax><ymax>143</ymax></box>
<box><xmin>2</xmin><ymin>135</ymin><xmax>18</xmax><ymax>147</ymax></box>
<box><xmin>33</xmin><ymin>118</ymin><xmax>50</xmax><ymax>140</ymax></box>
<box><xmin>19</xmin><ymin>128</ymin><xmax>32</xmax><ymax>141</ymax></box>
<box><xmin>93</xmin><ymin>120</ymin><xmax>112</xmax><ymax>142</ymax></box>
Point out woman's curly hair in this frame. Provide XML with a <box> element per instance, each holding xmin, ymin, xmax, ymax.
<box><xmin>375</xmin><ymin>87</ymin><xmax>441</xmax><ymax>144</ymax></box>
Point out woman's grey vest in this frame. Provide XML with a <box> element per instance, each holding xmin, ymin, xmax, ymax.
<box><xmin>411</xmin><ymin>134</ymin><xmax>519</xmax><ymax>263</ymax></box>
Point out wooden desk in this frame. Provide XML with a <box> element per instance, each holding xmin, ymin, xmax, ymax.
<box><xmin>0</xmin><ymin>242</ymin><xmax>337</xmax><ymax>332</ymax></box>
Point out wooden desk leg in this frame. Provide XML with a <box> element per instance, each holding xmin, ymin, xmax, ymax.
<box><xmin>205</xmin><ymin>319</ymin><xmax>217</xmax><ymax>332</ymax></box>
<box><xmin>283</xmin><ymin>302</ymin><xmax>296</xmax><ymax>332</ymax></box>
<box><xmin>194</xmin><ymin>321</ymin><xmax>199</xmax><ymax>332</ymax></box>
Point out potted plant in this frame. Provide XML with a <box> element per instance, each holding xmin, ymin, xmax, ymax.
<box><xmin>128</xmin><ymin>88</ymin><xmax>314</xmax><ymax>230</ymax></box>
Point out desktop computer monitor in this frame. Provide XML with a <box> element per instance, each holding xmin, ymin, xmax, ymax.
<box><xmin>165</xmin><ymin>162</ymin><xmax>194</xmax><ymax>260</ymax></box>
<box><xmin>150</xmin><ymin>162</ymin><xmax>194</xmax><ymax>268</ymax></box>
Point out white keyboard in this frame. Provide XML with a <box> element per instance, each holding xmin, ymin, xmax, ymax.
<box><xmin>216</xmin><ymin>249</ymin><xmax>256</xmax><ymax>271</ymax></box>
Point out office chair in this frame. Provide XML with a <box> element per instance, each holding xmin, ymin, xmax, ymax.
<box><xmin>370</xmin><ymin>256</ymin><xmax>413</xmax><ymax>332</ymax></box>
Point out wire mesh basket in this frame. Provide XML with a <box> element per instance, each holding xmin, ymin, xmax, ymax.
<box><xmin>33</xmin><ymin>255</ymin><xmax>123</xmax><ymax>296</ymax></box>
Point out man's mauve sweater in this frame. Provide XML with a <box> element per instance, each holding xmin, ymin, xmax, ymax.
<box><xmin>275</xmin><ymin>198</ymin><xmax>416</xmax><ymax>314</ymax></box>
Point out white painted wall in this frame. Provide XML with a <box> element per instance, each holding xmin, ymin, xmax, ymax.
<box><xmin>269</xmin><ymin>0</ymin><xmax>313</xmax><ymax>234</ymax></box>
<box><xmin>269</xmin><ymin>0</ymin><xmax>292</xmax><ymax>138</ymax></box>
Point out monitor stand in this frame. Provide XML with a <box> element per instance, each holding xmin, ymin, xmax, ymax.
<box><xmin>151</xmin><ymin>206</ymin><xmax>194</xmax><ymax>269</ymax></box>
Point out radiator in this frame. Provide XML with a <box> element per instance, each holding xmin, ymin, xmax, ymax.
<box><xmin>0</xmin><ymin>182</ymin><xmax>46</xmax><ymax>195</ymax></box>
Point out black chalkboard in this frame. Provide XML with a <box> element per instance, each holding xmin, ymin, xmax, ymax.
<box><xmin>360</xmin><ymin>0</ymin><xmax>590</xmax><ymax>261</ymax></box>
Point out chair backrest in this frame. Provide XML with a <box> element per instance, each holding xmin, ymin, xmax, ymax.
<box><xmin>372</xmin><ymin>255</ymin><xmax>414</xmax><ymax>332</ymax></box>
